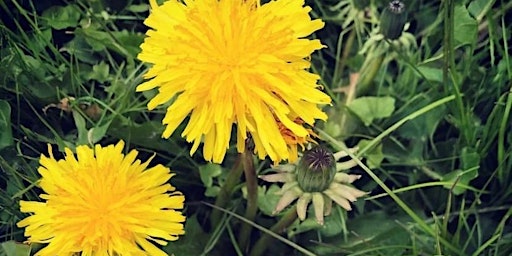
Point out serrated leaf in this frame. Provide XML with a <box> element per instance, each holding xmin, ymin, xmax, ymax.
<box><xmin>348</xmin><ymin>96</ymin><xmax>395</xmax><ymax>126</ymax></box>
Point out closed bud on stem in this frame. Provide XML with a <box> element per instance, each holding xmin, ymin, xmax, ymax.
<box><xmin>380</xmin><ymin>0</ymin><xmax>407</xmax><ymax>40</ymax></box>
<box><xmin>296</xmin><ymin>146</ymin><xmax>336</xmax><ymax>192</ymax></box>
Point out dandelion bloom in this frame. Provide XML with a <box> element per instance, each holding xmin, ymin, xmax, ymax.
<box><xmin>137</xmin><ymin>0</ymin><xmax>331</xmax><ymax>163</ymax></box>
<box><xmin>17</xmin><ymin>141</ymin><xmax>185</xmax><ymax>256</ymax></box>
<box><xmin>277</xmin><ymin>117</ymin><xmax>318</xmax><ymax>163</ymax></box>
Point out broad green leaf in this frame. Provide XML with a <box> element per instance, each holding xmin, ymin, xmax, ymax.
<box><xmin>442</xmin><ymin>147</ymin><xmax>479</xmax><ymax>195</ymax></box>
<box><xmin>288</xmin><ymin>218</ymin><xmax>321</xmax><ymax>238</ymax></box>
<box><xmin>62</xmin><ymin>36</ymin><xmax>99</xmax><ymax>64</ymax></box>
<box><xmin>313</xmin><ymin>211</ymin><xmax>412</xmax><ymax>255</ymax></box>
<box><xmin>204</xmin><ymin>186</ymin><xmax>221</xmax><ymax>197</ymax></box>
<box><xmin>163</xmin><ymin>214</ymin><xmax>207</xmax><ymax>255</ymax></box>
<box><xmin>461</xmin><ymin>147</ymin><xmax>480</xmax><ymax>171</ymax></box>
<box><xmin>88</xmin><ymin>62</ymin><xmax>110</xmax><ymax>83</ymax></box>
<box><xmin>348</xmin><ymin>96</ymin><xmax>395</xmax><ymax>126</ymax></box>
<box><xmin>199</xmin><ymin>163</ymin><xmax>223</xmax><ymax>188</ymax></box>
<box><xmin>289</xmin><ymin>203</ymin><xmax>345</xmax><ymax>238</ymax></box>
<box><xmin>75</xmin><ymin>27</ymin><xmax>109</xmax><ymax>51</ymax></box>
<box><xmin>42</xmin><ymin>5</ymin><xmax>81</xmax><ymax>30</ymax></box>
<box><xmin>398</xmin><ymin>101</ymin><xmax>446</xmax><ymax>139</ymax></box>
<box><xmin>357</xmin><ymin>139</ymin><xmax>384</xmax><ymax>169</ymax></box>
<box><xmin>110</xmin><ymin>30</ymin><xmax>145</xmax><ymax>58</ymax></box>
<box><xmin>75</xmin><ymin>28</ymin><xmax>144</xmax><ymax>59</ymax></box>
<box><xmin>319</xmin><ymin>206</ymin><xmax>345</xmax><ymax>237</ymax></box>
<box><xmin>0</xmin><ymin>100</ymin><xmax>14</xmax><ymax>150</ymax></box>
<box><xmin>454</xmin><ymin>5</ymin><xmax>477</xmax><ymax>46</ymax></box>
<box><xmin>88</xmin><ymin>120</ymin><xmax>112</xmax><ymax>145</ymax></box>
<box><xmin>72</xmin><ymin>111</ymin><xmax>88</xmax><ymax>145</ymax></box>
<box><xmin>255</xmin><ymin>184</ymin><xmax>281</xmax><ymax>216</ymax></box>
<box><xmin>468</xmin><ymin>0</ymin><xmax>495</xmax><ymax>20</ymax></box>
<box><xmin>0</xmin><ymin>241</ymin><xmax>31</xmax><ymax>256</ymax></box>
<box><xmin>416</xmin><ymin>66</ymin><xmax>443</xmax><ymax>82</ymax></box>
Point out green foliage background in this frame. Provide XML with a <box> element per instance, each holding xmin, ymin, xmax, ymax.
<box><xmin>1</xmin><ymin>0</ymin><xmax>511</xmax><ymax>255</ymax></box>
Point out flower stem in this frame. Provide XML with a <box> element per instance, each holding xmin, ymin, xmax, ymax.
<box><xmin>356</xmin><ymin>51</ymin><xmax>384</xmax><ymax>96</ymax></box>
<box><xmin>211</xmin><ymin>155</ymin><xmax>244</xmax><ymax>227</ymax></box>
<box><xmin>250</xmin><ymin>205</ymin><xmax>298</xmax><ymax>256</ymax></box>
<box><xmin>238</xmin><ymin>151</ymin><xmax>258</xmax><ymax>251</ymax></box>
<box><xmin>333</xmin><ymin>28</ymin><xmax>356</xmax><ymax>84</ymax></box>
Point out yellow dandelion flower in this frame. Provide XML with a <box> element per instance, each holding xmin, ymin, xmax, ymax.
<box><xmin>17</xmin><ymin>141</ymin><xmax>185</xmax><ymax>256</ymax></box>
<box><xmin>276</xmin><ymin>117</ymin><xmax>318</xmax><ymax>163</ymax></box>
<box><xmin>137</xmin><ymin>0</ymin><xmax>331</xmax><ymax>163</ymax></box>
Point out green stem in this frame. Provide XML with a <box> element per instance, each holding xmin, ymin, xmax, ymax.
<box><xmin>250</xmin><ymin>206</ymin><xmax>298</xmax><ymax>256</ymax></box>
<box><xmin>443</xmin><ymin>0</ymin><xmax>470</xmax><ymax>145</ymax></box>
<box><xmin>497</xmin><ymin>83</ymin><xmax>512</xmax><ymax>183</ymax></box>
<box><xmin>211</xmin><ymin>156</ymin><xmax>244</xmax><ymax>227</ymax></box>
<box><xmin>442</xmin><ymin>176</ymin><xmax>460</xmax><ymax>239</ymax></box>
<box><xmin>238</xmin><ymin>151</ymin><xmax>258</xmax><ymax>251</ymax></box>
<box><xmin>356</xmin><ymin>51</ymin><xmax>385</xmax><ymax>96</ymax></box>
<box><xmin>497</xmin><ymin>3</ymin><xmax>512</xmax><ymax>182</ymax></box>
<box><xmin>338</xmin><ymin>73</ymin><xmax>358</xmax><ymax>136</ymax></box>
<box><xmin>443</xmin><ymin>0</ymin><xmax>455</xmax><ymax>75</ymax></box>
<box><xmin>333</xmin><ymin>29</ymin><xmax>356</xmax><ymax>84</ymax></box>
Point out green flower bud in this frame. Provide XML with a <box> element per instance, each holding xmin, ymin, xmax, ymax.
<box><xmin>380</xmin><ymin>0</ymin><xmax>407</xmax><ymax>40</ymax></box>
<box><xmin>296</xmin><ymin>146</ymin><xmax>336</xmax><ymax>192</ymax></box>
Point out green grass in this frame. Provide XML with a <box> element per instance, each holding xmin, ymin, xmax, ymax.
<box><xmin>1</xmin><ymin>0</ymin><xmax>512</xmax><ymax>255</ymax></box>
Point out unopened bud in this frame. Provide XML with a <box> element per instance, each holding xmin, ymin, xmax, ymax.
<box><xmin>380</xmin><ymin>0</ymin><xmax>407</xmax><ymax>40</ymax></box>
<box><xmin>296</xmin><ymin>146</ymin><xmax>336</xmax><ymax>192</ymax></box>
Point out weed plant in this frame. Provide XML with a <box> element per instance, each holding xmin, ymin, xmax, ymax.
<box><xmin>1</xmin><ymin>0</ymin><xmax>511</xmax><ymax>255</ymax></box>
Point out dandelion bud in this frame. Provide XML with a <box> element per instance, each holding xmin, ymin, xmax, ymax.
<box><xmin>296</xmin><ymin>146</ymin><xmax>336</xmax><ymax>192</ymax></box>
<box><xmin>380</xmin><ymin>0</ymin><xmax>407</xmax><ymax>40</ymax></box>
